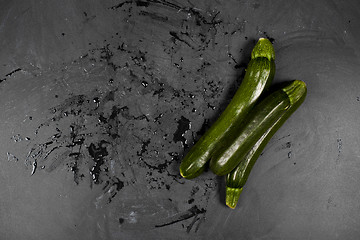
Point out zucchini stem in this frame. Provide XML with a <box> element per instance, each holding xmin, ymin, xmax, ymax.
<box><xmin>226</xmin><ymin>187</ymin><xmax>243</xmax><ymax>209</ymax></box>
<box><xmin>282</xmin><ymin>80</ymin><xmax>307</xmax><ymax>106</ymax></box>
<box><xmin>251</xmin><ymin>38</ymin><xmax>275</xmax><ymax>61</ymax></box>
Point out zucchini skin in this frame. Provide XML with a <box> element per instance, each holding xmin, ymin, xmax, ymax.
<box><xmin>179</xmin><ymin>39</ymin><xmax>275</xmax><ymax>179</ymax></box>
<box><xmin>180</xmin><ymin>62</ymin><xmax>275</xmax><ymax>179</ymax></box>
<box><xmin>210</xmin><ymin>80</ymin><xmax>307</xmax><ymax>176</ymax></box>
<box><xmin>225</xmin><ymin>80</ymin><xmax>307</xmax><ymax>208</ymax></box>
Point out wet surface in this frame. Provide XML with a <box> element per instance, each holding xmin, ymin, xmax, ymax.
<box><xmin>1</xmin><ymin>0</ymin><xmax>360</xmax><ymax>239</ymax></box>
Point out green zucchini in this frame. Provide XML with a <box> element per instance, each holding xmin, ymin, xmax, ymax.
<box><xmin>225</xmin><ymin>80</ymin><xmax>307</xmax><ymax>208</ymax></box>
<box><xmin>209</xmin><ymin>80</ymin><xmax>306</xmax><ymax>177</ymax></box>
<box><xmin>179</xmin><ymin>38</ymin><xmax>275</xmax><ymax>179</ymax></box>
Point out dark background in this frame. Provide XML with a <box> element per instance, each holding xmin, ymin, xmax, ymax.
<box><xmin>1</xmin><ymin>1</ymin><xmax>360</xmax><ymax>239</ymax></box>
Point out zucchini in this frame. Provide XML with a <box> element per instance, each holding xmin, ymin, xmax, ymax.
<box><xmin>225</xmin><ymin>80</ymin><xmax>307</xmax><ymax>208</ymax></box>
<box><xmin>179</xmin><ymin>38</ymin><xmax>275</xmax><ymax>179</ymax></box>
<box><xmin>209</xmin><ymin>80</ymin><xmax>306</xmax><ymax>177</ymax></box>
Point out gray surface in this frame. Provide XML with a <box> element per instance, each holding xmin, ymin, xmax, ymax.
<box><xmin>1</xmin><ymin>0</ymin><xmax>360</xmax><ymax>239</ymax></box>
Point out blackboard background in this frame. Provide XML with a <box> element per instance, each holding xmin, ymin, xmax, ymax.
<box><xmin>1</xmin><ymin>1</ymin><xmax>360</xmax><ymax>239</ymax></box>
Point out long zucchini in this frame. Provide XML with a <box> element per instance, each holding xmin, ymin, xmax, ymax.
<box><xmin>209</xmin><ymin>80</ymin><xmax>306</xmax><ymax>177</ymax></box>
<box><xmin>179</xmin><ymin>38</ymin><xmax>275</xmax><ymax>179</ymax></box>
<box><xmin>225</xmin><ymin>80</ymin><xmax>307</xmax><ymax>208</ymax></box>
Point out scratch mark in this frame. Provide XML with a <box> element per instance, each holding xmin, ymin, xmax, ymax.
<box><xmin>335</xmin><ymin>138</ymin><xmax>342</xmax><ymax>165</ymax></box>
<box><xmin>169</xmin><ymin>31</ymin><xmax>193</xmax><ymax>48</ymax></box>
<box><xmin>5</xmin><ymin>68</ymin><xmax>22</xmax><ymax>77</ymax></box>
<box><xmin>154</xmin><ymin>205</ymin><xmax>206</xmax><ymax>228</ymax></box>
<box><xmin>337</xmin><ymin>138</ymin><xmax>342</xmax><ymax>153</ymax></box>
<box><xmin>7</xmin><ymin>152</ymin><xmax>19</xmax><ymax>162</ymax></box>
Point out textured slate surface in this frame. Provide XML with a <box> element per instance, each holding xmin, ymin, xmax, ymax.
<box><xmin>1</xmin><ymin>1</ymin><xmax>360</xmax><ymax>239</ymax></box>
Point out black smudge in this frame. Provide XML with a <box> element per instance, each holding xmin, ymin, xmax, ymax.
<box><xmin>173</xmin><ymin>116</ymin><xmax>190</xmax><ymax>148</ymax></box>
<box><xmin>88</xmin><ymin>140</ymin><xmax>109</xmax><ymax>184</ymax></box>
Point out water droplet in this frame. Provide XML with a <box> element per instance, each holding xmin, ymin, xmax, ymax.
<box><xmin>93</xmin><ymin>97</ymin><xmax>100</xmax><ymax>108</ymax></box>
<box><xmin>173</xmin><ymin>63</ymin><xmax>182</xmax><ymax>69</ymax></box>
<box><xmin>207</xmin><ymin>103</ymin><xmax>216</xmax><ymax>110</ymax></box>
<box><xmin>31</xmin><ymin>160</ymin><xmax>37</xmax><ymax>175</ymax></box>
<box><xmin>128</xmin><ymin>211</ymin><xmax>138</xmax><ymax>224</ymax></box>
<box><xmin>98</xmin><ymin>114</ymin><xmax>107</xmax><ymax>123</ymax></box>
<box><xmin>141</xmin><ymin>81</ymin><xmax>148</xmax><ymax>87</ymax></box>
<box><xmin>11</xmin><ymin>134</ymin><xmax>22</xmax><ymax>142</ymax></box>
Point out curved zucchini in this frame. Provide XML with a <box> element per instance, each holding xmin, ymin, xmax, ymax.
<box><xmin>225</xmin><ymin>80</ymin><xmax>307</xmax><ymax>208</ymax></box>
<box><xmin>209</xmin><ymin>80</ymin><xmax>307</xmax><ymax>177</ymax></box>
<box><xmin>179</xmin><ymin>38</ymin><xmax>275</xmax><ymax>179</ymax></box>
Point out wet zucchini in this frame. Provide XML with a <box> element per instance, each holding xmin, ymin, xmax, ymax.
<box><xmin>225</xmin><ymin>80</ymin><xmax>307</xmax><ymax>208</ymax></box>
<box><xmin>179</xmin><ymin>38</ymin><xmax>275</xmax><ymax>179</ymax></box>
<box><xmin>209</xmin><ymin>80</ymin><xmax>306</xmax><ymax>177</ymax></box>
